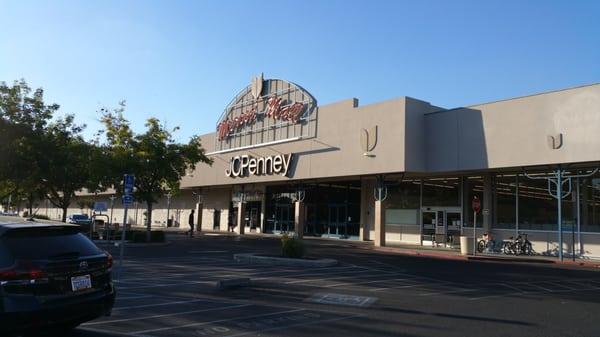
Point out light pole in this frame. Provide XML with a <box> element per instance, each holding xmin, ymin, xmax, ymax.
<box><xmin>109</xmin><ymin>195</ymin><xmax>116</xmax><ymax>225</ymax></box>
<box><xmin>166</xmin><ymin>192</ymin><xmax>172</xmax><ymax>227</ymax></box>
<box><xmin>109</xmin><ymin>195</ymin><xmax>116</xmax><ymax>242</ymax></box>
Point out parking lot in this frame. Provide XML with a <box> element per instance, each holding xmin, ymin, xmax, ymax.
<box><xmin>71</xmin><ymin>233</ymin><xmax>600</xmax><ymax>337</ymax></box>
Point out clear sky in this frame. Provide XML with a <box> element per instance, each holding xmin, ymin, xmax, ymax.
<box><xmin>1</xmin><ymin>0</ymin><xmax>599</xmax><ymax>143</ymax></box>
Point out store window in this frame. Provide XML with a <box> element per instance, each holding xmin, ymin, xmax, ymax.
<box><xmin>423</xmin><ymin>178</ymin><xmax>460</xmax><ymax>207</ymax></box>
<box><xmin>579</xmin><ymin>171</ymin><xmax>600</xmax><ymax>233</ymax></box>
<box><xmin>518</xmin><ymin>175</ymin><xmax>555</xmax><ymax>230</ymax></box>
<box><xmin>493</xmin><ymin>175</ymin><xmax>517</xmax><ymax>229</ymax></box>
<box><xmin>385</xmin><ymin>180</ymin><xmax>421</xmax><ymax>226</ymax></box>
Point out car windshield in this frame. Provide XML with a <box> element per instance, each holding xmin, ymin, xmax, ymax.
<box><xmin>1</xmin><ymin>226</ymin><xmax>102</xmax><ymax>260</ymax></box>
<box><xmin>71</xmin><ymin>215</ymin><xmax>89</xmax><ymax>220</ymax></box>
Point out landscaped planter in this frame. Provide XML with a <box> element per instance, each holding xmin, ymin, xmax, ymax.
<box><xmin>233</xmin><ymin>253</ymin><xmax>338</xmax><ymax>267</ymax></box>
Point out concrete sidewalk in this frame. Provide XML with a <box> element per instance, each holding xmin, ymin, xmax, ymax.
<box><xmin>371</xmin><ymin>242</ymin><xmax>600</xmax><ymax>269</ymax></box>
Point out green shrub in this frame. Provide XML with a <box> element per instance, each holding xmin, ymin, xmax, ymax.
<box><xmin>32</xmin><ymin>214</ymin><xmax>50</xmax><ymax>220</ymax></box>
<box><xmin>281</xmin><ymin>234</ymin><xmax>305</xmax><ymax>258</ymax></box>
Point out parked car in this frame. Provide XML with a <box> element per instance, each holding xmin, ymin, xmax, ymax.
<box><xmin>67</xmin><ymin>214</ymin><xmax>92</xmax><ymax>225</ymax></box>
<box><xmin>0</xmin><ymin>222</ymin><xmax>115</xmax><ymax>335</ymax></box>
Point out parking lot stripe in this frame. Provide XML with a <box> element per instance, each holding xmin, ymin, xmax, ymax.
<box><xmin>222</xmin><ymin>314</ymin><xmax>364</xmax><ymax>337</ymax></box>
<box><xmin>498</xmin><ymin>283</ymin><xmax>526</xmax><ymax>293</ymax></box>
<box><xmin>324</xmin><ymin>277</ymin><xmax>416</xmax><ymax>288</ymax></box>
<box><xmin>82</xmin><ymin>304</ymin><xmax>251</xmax><ymax>326</ymax></box>
<box><xmin>118</xmin><ymin>280</ymin><xmax>214</xmax><ymax>290</ymax></box>
<box><xmin>114</xmin><ymin>298</ymin><xmax>219</xmax><ymax>310</ymax></box>
<box><xmin>529</xmin><ymin>283</ymin><xmax>555</xmax><ymax>292</ymax></box>
<box><xmin>116</xmin><ymin>294</ymin><xmax>154</xmax><ymax>300</ymax></box>
<box><xmin>285</xmin><ymin>270</ymin><xmax>373</xmax><ymax>284</ymax></box>
<box><xmin>128</xmin><ymin>308</ymin><xmax>304</xmax><ymax>335</ymax></box>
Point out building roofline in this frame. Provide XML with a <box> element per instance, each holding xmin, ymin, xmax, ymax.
<box><xmin>426</xmin><ymin>82</ymin><xmax>600</xmax><ymax>116</ymax></box>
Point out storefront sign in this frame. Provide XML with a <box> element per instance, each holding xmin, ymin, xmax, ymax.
<box><xmin>214</xmin><ymin>76</ymin><xmax>317</xmax><ymax>153</ymax></box>
<box><xmin>217</xmin><ymin>97</ymin><xmax>305</xmax><ymax>141</ymax></box>
<box><xmin>225</xmin><ymin>153</ymin><xmax>293</xmax><ymax>178</ymax></box>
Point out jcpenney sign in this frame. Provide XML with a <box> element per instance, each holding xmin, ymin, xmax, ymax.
<box><xmin>226</xmin><ymin>154</ymin><xmax>293</xmax><ymax>178</ymax></box>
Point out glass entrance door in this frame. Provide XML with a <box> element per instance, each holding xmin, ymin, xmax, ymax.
<box><xmin>275</xmin><ymin>204</ymin><xmax>293</xmax><ymax>234</ymax></box>
<box><xmin>327</xmin><ymin>205</ymin><xmax>348</xmax><ymax>238</ymax></box>
<box><xmin>421</xmin><ymin>207</ymin><xmax>462</xmax><ymax>247</ymax></box>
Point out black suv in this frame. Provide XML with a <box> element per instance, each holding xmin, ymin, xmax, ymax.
<box><xmin>0</xmin><ymin>222</ymin><xmax>115</xmax><ymax>335</ymax></box>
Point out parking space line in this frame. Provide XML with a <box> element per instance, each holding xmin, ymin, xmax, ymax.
<box><xmin>498</xmin><ymin>283</ymin><xmax>526</xmax><ymax>293</ymax></box>
<box><xmin>117</xmin><ymin>294</ymin><xmax>154</xmax><ymax>300</ymax></box>
<box><xmin>418</xmin><ymin>287</ymin><xmax>481</xmax><ymax>297</ymax></box>
<box><xmin>369</xmin><ymin>282</ymin><xmax>425</xmax><ymax>292</ymax></box>
<box><xmin>128</xmin><ymin>308</ymin><xmax>304</xmax><ymax>335</ymax></box>
<box><xmin>324</xmin><ymin>277</ymin><xmax>416</xmax><ymax>288</ymax></box>
<box><xmin>114</xmin><ymin>298</ymin><xmax>217</xmax><ymax>310</ymax></box>
<box><xmin>529</xmin><ymin>283</ymin><xmax>555</xmax><ymax>292</ymax></box>
<box><xmin>285</xmin><ymin>270</ymin><xmax>373</xmax><ymax>284</ymax></box>
<box><xmin>223</xmin><ymin>314</ymin><xmax>365</xmax><ymax>337</ymax></box>
<box><xmin>118</xmin><ymin>280</ymin><xmax>214</xmax><ymax>290</ymax></box>
<box><xmin>82</xmin><ymin>304</ymin><xmax>251</xmax><ymax>326</ymax></box>
<box><xmin>546</xmin><ymin>281</ymin><xmax>577</xmax><ymax>290</ymax></box>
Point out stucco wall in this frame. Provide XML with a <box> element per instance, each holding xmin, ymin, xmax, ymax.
<box><xmin>426</xmin><ymin>84</ymin><xmax>600</xmax><ymax>172</ymax></box>
<box><xmin>182</xmin><ymin>97</ymin><xmax>429</xmax><ymax>187</ymax></box>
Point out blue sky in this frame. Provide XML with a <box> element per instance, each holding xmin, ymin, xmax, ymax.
<box><xmin>1</xmin><ymin>0</ymin><xmax>599</xmax><ymax>143</ymax></box>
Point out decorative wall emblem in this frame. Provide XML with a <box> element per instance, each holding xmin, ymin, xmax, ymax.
<box><xmin>547</xmin><ymin>133</ymin><xmax>563</xmax><ymax>149</ymax></box>
<box><xmin>360</xmin><ymin>126</ymin><xmax>378</xmax><ymax>156</ymax></box>
<box><xmin>251</xmin><ymin>73</ymin><xmax>263</xmax><ymax>99</ymax></box>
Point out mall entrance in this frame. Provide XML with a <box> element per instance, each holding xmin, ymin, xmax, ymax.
<box><xmin>265</xmin><ymin>181</ymin><xmax>361</xmax><ymax>239</ymax></box>
<box><xmin>421</xmin><ymin>207</ymin><xmax>462</xmax><ymax>247</ymax></box>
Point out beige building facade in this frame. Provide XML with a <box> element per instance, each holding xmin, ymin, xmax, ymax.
<box><xmin>48</xmin><ymin>78</ymin><xmax>600</xmax><ymax>259</ymax></box>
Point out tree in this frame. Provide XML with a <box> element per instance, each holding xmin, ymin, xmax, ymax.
<box><xmin>100</xmin><ymin>105</ymin><xmax>212</xmax><ymax>241</ymax></box>
<box><xmin>40</xmin><ymin>116</ymin><xmax>100</xmax><ymax>222</ymax></box>
<box><xmin>0</xmin><ymin>80</ymin><xmax>58</xmax><ymax>215</ymax></box>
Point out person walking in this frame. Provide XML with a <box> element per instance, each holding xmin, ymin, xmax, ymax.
<box><xmin>188</xmin><ymin>209</ymin><xmax>195</xmax><ymax>237</ymax></box>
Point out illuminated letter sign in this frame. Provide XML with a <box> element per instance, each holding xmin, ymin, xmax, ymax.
<box><xmin>226</xmin><ymin>154</ymin><xmax>294</xmax><ymax>178</ymax></box>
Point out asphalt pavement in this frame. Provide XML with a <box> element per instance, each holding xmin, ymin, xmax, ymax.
<box><xmin>61</xmin><ymin>232</ymin><xmax>600</xmax><ymax>337</ymax></box>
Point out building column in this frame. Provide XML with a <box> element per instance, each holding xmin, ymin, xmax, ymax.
<box><xmin>360</xmin><ymin>178</ymin><xmax>375</xmax><ymax>241</ymax></box>
<box><xmin>374</xmin><ymin>199</ymin><xmax>386</xmax><ymax>247</ymax></box>
<box><xmin>195</xmin><ymin>203</ymin><xmax>203</xmax><ymax>232</ymax></box>
<box><xmin>235</xmin><ymin>201</ymin><xmax>245</xmax><ymax>235</ymax></box>
<box><xmin>294</xmin><ymin>201</ymin><xmax>305</xmax><ymax>239</ymax></box>
<box><xmin>259</xmin><ymin>194</ymin><xmax>266</xmax><ymax>234</ymax></box>
<box><xmin>483</xmin><ymin>173</ymin><xmax>492</xmax><ymax>231</ymax></box>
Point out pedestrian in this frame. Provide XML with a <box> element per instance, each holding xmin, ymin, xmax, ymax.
<box><xmin>188</xmin><ymin>209</ymin><xmax>195</xmax><ymax>237</ymax></box>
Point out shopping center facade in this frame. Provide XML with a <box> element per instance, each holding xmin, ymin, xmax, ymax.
<box><xmin>56</xmin><ymin>77</ymin><xmax>600</xmax><ymax>258</ymax></box>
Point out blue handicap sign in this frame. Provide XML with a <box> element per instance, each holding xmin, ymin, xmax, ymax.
<box><xmin>122</xmin><ymin>194</ymin><xmax>134</xmax><ymax>206</ymax></box>
<box><xmin>123</xmin><ymin>174</ymin><xmax>135</xmax><ymax>195</ymax></box>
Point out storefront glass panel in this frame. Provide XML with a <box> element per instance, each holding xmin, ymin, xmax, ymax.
<box><xmin>265</xmin><ymin>181</ymin><xmax>360</xmax><ymax>239</ymax></box>
<box><xmin>493</xmin><ymin>174</ymin><xmax>517</xmax><ymax>229</ymax></box>
<box><xmin>579</xmin><ymin>171</ymin><xmax>600</xmax><ymax>233</ymax></box>
<box><xmin>423</xmin><ymin>178</ymin><xmax>460</xmax><ymax>207</ymax></box>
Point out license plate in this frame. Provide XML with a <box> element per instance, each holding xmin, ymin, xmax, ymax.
<box><xmin>71</xmin><ymin>275</ymin><xmax>92</xmax><ymax>291</ymax></box>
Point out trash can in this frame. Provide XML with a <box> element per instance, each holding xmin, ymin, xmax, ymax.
<box><xmin>460</xmin><ymin>236</ymin><xmax>474</xmax><ymax>255</ymax></box>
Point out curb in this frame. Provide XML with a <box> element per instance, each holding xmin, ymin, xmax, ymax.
<box><xmin>370</xmin><ymin>246</ymin><xmax>600</xmax><ymax>269</ymax></box>
<box><xmin>234</xmin><ymin>253</ymin><xmax>338</xmax><ymax>267</ymax></box>
<box><xmin>94</xmin><ymin>240</ymin><xmax>172</xmax><ymax>248</ymax></box>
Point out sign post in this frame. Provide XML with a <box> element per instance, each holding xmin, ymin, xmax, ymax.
<box><xmin>118</xmin><ymin>174</ymin><xmax>135</xmax><ymax>280</ymax></box>
<box><xmin>472</xmin><ymin>196</ymin><xmax>481</xmax><ymax>255</ymax></box>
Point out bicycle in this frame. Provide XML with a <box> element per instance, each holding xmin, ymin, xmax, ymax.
<box><xmin>503</xmin><ymin>233</ymin><xmax>533</xmax><ymax>255</ymax></box>
<box><xmin>477</xmin><ymin>232</ymin><xmax>499</xmax><ymax>253</ymax></box>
